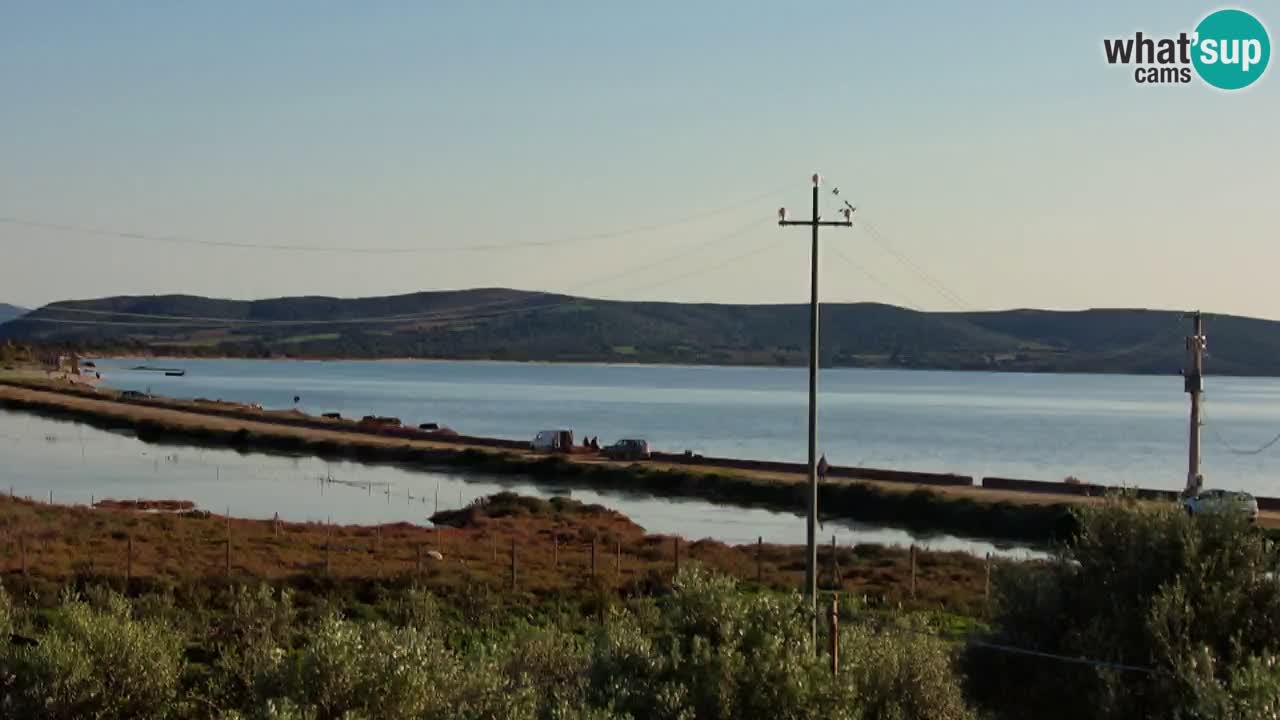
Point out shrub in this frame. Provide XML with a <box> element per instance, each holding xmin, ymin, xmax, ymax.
<box><xmin>969</xmin><ymin>496</ymin><xmax>1280</xmax><ymax>719</ymax></box>
<box><xmin>587</xmin><ymin>567</ymin><xmax>972</xmax><ymax>720</ymax></box>
<box><xmin>0</xmin><ymin>589</ymin><xmax>184</xmax><ymax>720</ymax></box>
<box><xmin>843</xmin><ymin>620</ymin><xmax>973</xmax><ymax>720</ymax></box>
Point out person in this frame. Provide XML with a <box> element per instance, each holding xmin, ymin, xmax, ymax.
<box><xmin>817</xmin><ymin>454</ymin><xmax>829</xmax><ymax>481</ymax></box>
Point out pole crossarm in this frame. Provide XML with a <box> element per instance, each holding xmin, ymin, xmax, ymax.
<box><xmin>779</xmin><ymin>220</ymin><xmax>854</xmax><ymax>227</ymax></box>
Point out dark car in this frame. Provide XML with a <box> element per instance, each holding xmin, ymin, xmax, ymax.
<box><xmin>603</xmin><ymin>438</ymin><xmax>651</xmax><ymax>461</ymax></box>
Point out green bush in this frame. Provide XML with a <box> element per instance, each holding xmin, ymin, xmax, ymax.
<box><xmin>969</xmin><ymin>496</ymin><xmax>1280</xmax><ymax>719</ymax></box>
<box><xmin>588</xmin><ymin>567</ymin><xmax>972</xmax><ymax>720</ymax></box>
<box><xmin>0</xmin><ymin>589</ymin><xmax>184</xmax><ymax>720</ymax></box>
<box><xmin>843</xmin><ymin>620</ymin><xmax>974</xmax><ymax>720</ymax></box>
<box><xmin>208</xmin><ymin>585</ymin><xmax>298</xmax><ymax>712</ymax></box>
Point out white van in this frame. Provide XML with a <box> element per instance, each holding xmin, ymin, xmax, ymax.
<box><xmin>531</xmin><ymin>429</ymin><xmax>574</xmax><ymax>452</ymax></box>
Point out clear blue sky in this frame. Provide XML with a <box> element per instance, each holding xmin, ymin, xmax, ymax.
<box><xmin>1</xmin><ymin>1</ymin><xmax>1276</xmax><ymax>316</ymax></box>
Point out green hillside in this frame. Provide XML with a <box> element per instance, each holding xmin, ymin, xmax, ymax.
<box><xmin>0</xmin><ymin>289</ymin><xmax>1270</xmax><ymax>375</ymax></box>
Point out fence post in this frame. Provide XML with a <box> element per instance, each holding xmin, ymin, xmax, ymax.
<box><xmin>829</xmin><ymin>534</ymin><xmax>837</xmax><ymax>589</ymax></box>
<box><xmin>492</xmin><ymin>533</ymin><xmax>497</xmax><ymax>562</ymax></box>
<box><xmin>757</xmin><ymin>536</ymin><xmax>763</xmax><ymax>584</ymax></box>
<box><xmin>615</xmin><ymin>540</ymin><xmax>621</xmax><ymax>576</ymax></box>
<box><xmin>510</xmin><ymin>537</ymin><xmax>518</xmax><ymax>591</ymax></box>
<box><xmin>591</xmin><ymin>537</ymin><xmax>597</xmax><ymax>579</ymax></box>
<box><xmin>49</xmin><ymin>490</ymin><xmax>53</xmax><ymax>505</ymax></box>
<box><xmin>673</xmin><ymin>537</ymin><xmax>680</xmax><ymax>577</ymax></box>
<box><xmin>325</xmin><ymin>525</ymin><xmax>331</xmax><ymax>575</ymax></box>
<box><xmin>828</xmin><ymin>593</ymin><xmax>839</xmax><ymax>675</ymax></box>
<box><xmin>553</xmin><ymin>536</ymin><xmax>559</xmax><ymax>568</ymax></box>
<box><xmin>909</xmin><ymin>545</ymin><xmax>917</xmax><ymax>600</ymax></box>
<box><xmin>984</xmin><ymin>553</ymin><xmax>992</xmax><ymax>612</ymax></box>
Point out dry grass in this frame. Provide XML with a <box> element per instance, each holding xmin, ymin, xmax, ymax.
<box><xmin>0</xmin><ymin>492</ymin><xmax>995</xmax><ymax>615</ymax></box>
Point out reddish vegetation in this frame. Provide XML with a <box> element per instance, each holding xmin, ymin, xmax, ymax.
<box><xmin>0</xmin><ymin>492</ymin><xmax>994</xmax><ymax>614</ymax></box>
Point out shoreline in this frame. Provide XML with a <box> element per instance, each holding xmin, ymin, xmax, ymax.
<box><xmin>82</xmin><ymin>353</ymin><xmax>1213</xmax><ymax>379</ymax></box>
<box><xmin>0</xmin><ymin>376</ymin><xmax>1084</xmax><ymax>543</ymax></box>
<box><xmin>4</xmin><ymin>375</ymin><xmax>1275</xmax><ymax>543</ymax></box>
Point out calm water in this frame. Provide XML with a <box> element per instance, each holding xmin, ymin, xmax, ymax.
<box><xmin>92</xmin><ymin>358</ymin><xmax>1280</xmax><ymax>495</ymax></box>
<box><xmin>0</xmin><ymin>410</ymin><xmax>1035</xmax><ymax>557</ymax></box>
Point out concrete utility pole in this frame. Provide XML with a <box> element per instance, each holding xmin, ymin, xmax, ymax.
<box><xmin>1183</xmin><ymin>311</ymin><xmax>1206</xmax><ymax>497</ymax></box>
<box><xmin>778</xmin><ymin>173</ymin><xmax>853</xmax><ymax>647</ymax></box>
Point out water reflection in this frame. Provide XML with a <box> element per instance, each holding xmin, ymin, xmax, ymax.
<box><xmin>0</xmin><ymin>410</ymin><xmax>1041</xmax><ymax>559</ymax></box>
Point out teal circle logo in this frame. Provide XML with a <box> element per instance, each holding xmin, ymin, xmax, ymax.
<box><xmin>1192</xmin><ymin>9</ymin><xmax>1270</xmax><ymax>90</ymax></box>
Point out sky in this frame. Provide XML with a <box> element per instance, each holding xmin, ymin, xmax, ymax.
<box><xmin>0</xmin><ymin>1</ymin><xmax>1276</xmax><ymax>317</ymax></box>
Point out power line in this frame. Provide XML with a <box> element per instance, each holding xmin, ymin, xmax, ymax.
<box><xmin>18</xmin><ymin>220</ymin><xmax>769</xmax><ymax>330</ymax></box>
<box><xmin>1202</xmin><ymin>404</ymin><xmax>1280</xmax><ymax>456</ymax></box>
<box><xmin>0</xmin><ymin>185</ymin><xmax>788</xmax><ymax>255</ymax></box>
<box><xmin>847</xmin><ymin>611</ymin><xmax>1166</xmax><ymax>677</ymax></box>
<box><xmin>827</xmin><ymin>244</ymin><xmax>923</xmax><ymax>311</ymax></box>
<box><xmin>821</xmin><ymin>183</ymin><xmax>973</xmax><ymax>310</ymax></box>
<box><xmin>855</xmin><ymin>215</ymin><xmax>973</xmax><ymax>310</ymax></box>
<box><xmin>609</xmin><ymin>230</ymin><xmax>781</xmax><ymax>297</ymax></box>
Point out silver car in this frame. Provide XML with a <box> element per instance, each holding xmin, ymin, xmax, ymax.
<box><xmin>1183</xmin><ymin>489</ymin><xmax>1259</xmax><ymax>522</ymax></box>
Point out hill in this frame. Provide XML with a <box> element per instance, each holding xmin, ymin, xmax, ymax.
<box><xmin>0</xmin><ymin>303</ymin><xmax>27</xmax><ymax>324</ymax></box>
<box><xmin>0</xmin><ymin>289</ymin><xmax>1271</xmax><ymax>375</ymax></box>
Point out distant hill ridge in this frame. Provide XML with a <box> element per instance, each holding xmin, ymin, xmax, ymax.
<box><xmin>0</xmin><ymin>303</ymin><xmax>28</xmax><ymax>325</ymax></box>
<box><xmin>1</xmin><ymin>288</ymin><xmax>1276</xmax><ymax>375</ymax></box>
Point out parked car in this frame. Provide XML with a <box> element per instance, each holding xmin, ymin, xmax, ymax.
<box><xmin>531</xmin><ymin>429</ymin><xmax>574</xmax><ymax>453</ymax></box>
<box><xmin>603</xmin><ymin>438</ymin><xmax>651</xmax><ymax>461</ymax></box>
<box><xmin>1184</xmin><ymin>489</ymin><xmax>1259</xmax><ymax>522</ymax></box>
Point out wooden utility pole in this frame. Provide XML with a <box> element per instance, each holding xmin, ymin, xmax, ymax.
<box><xmin>779</xmin><ymin>173</ymin><xmax>854</xmax><ymax>647</ymax></box>
<box><xmin>1184</xmin><ymin>311</ymin><xmax>1206</xmax><ymax>497</ymax></box>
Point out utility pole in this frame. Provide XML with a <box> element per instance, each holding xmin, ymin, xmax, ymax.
<box><xmin>1183</xmin><ymin>311</ymin><xmax>1206</xmax><ymax>497</ymax></box>
<box><xmin>778</xmin><ymin>173</ymin><xmax>853</xmax><ymax>647</ymax></box>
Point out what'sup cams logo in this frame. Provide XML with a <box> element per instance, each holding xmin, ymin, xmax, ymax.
<box><xmin>1104</xmin><ymin>8</ymin><xmax>1270</xmax><ymax>89</ymax></box>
